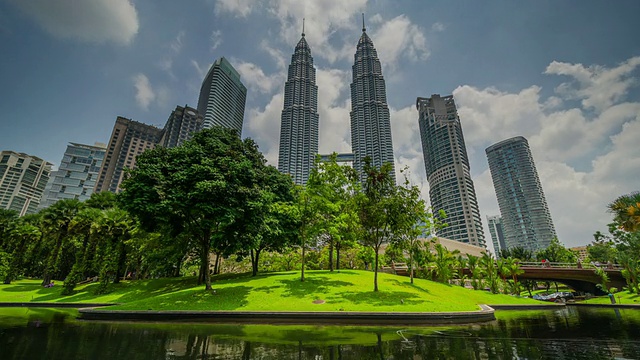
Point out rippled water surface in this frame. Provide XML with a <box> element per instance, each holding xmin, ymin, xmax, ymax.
<box><xmin>1</xmin><ymin>307</ymin><xmax>639</xmax><ymax>359</ymax></box>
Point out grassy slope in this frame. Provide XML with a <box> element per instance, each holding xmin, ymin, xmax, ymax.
<box><xmin>580</xmin><ymin>291</ymin><xmax>640</xmax><ymax>305</ymax></box>
<box><xmin>0</xmin><ymin>270</ymin><xmax>543</xmax><ymax>312</ymax></box>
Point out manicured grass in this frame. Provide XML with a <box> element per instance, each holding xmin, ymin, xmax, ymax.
<box><xmin>580</xmin><ymin>291</ymin><xmax>640</xmax><ymax>305</ymax></box>
<box><xmin>0</xmin><ymin>270</ymin><xmax>544</xmax><ymax>312</ymax></box>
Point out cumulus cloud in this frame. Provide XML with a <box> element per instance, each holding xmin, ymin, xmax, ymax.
<box><xmin>233</xmin><ymin>61</ymin><xmax>284</xmax><ymax>94</ymax></box>
<box><xmin>132</xmin><ymin>74</ymin><xmax>155</xmax><ymax>110</ymax></box>
<box><xmin>545</xmin><ymin>56</ymin><xmax>640</xmax><ymax>113</ymax></box>
<box><xmin>8</xmin><ymin>0</ymin><xmax>139</xmax><ymax>44</ymax></box>
<box><xmin>244</xmin><ymin>93</ymin><xmax>285</xmax><ymax>165</ymax></box>
<box><xmin>371</xmin><ymin>14</ymin><xmax>430</xmax><ymax>67</ymax></box>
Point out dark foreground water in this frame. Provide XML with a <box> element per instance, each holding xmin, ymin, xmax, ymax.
<box><xmin>1</xmin><ymin>307</ymin><xmax>639</xmax><ymax>359</ymax></box>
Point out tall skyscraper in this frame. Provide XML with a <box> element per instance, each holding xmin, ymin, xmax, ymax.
<box><xmin>350</xmin><ymin>17</ymin><xmax>395</xmax><ymax>182</ymax></box>
<box><xmin>197</xmin><ymin>57</ymin><xmax>247</xmax><ymax>134</ymax></box>
<box><xmin>95</xmin><ymin>116</ymin><xmax>163</xmax><ymax>193</ymax></box>
<box><xmin>39</xmin><ymin>142</ymin><xmax>106</xmax><ymax>209</ymax></box>
<box><xmin>417</xmin><ymin>94</ymin><xmax>485</xmax><ymax>247</ymax></box>
<box><xmin>159</xmin><ymin>105</ymin><xmax>203</xmax><ymax>148</ymax></box>
<box><xmin>0</xmin><ymin>151</ymin><xmax>52</xmax><ymax>216</ymax></box>
<box><xmin>487</xmin><ymin>215</ymin><xmax>507</xmax><ymax>255</ymax></box>
<box><xmin>486</xmin><ymin>136</ymin><xmax>556</xmax><ymax>251</ymax></box>
<box><xmin>277</xmin><ymin>26</ymin><xmax>319</xmax><ymax>185</ymax></box>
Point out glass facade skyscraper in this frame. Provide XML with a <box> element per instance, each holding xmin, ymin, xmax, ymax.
<box><xmin>278</xmin><ymin>29</ymin><xmax>319</xmax><ymax>185</ymax></box>
<box><xmin>417</xmin><ymin>94</ymin><xmax>485</xmax><ymax>247</ymax></box>
<box><xmin>39</xmin><ymin>142</ymin><xmax>106</xmax><ymax>209</ymax></box>
<box><xmin>197</xmin><ymin>57</ymin><xmax>247</xmax><ymax>135</ymax></box>
<box><xmin>350</xmin><ymin>20</ymin><xmax>395</xmax><ymax>183</ymax></box>
<box><xmin>159</xmin><ymin>105</ymin><xmax>203</xmax><ymax>148</ymax></box>
<box><xmin>487</xmin><ymin>215</ymin><xmax>507</xmax><ymax>255</ymax></box>
<box><xmin>486</xmin><ymin>136</ymin><xmax>556</xmax><ymax>251</ymax></box>
<box><xmin>0</xmin><ymin>151</ymin><xmax>51</xmax><ymax>216</ymax></box>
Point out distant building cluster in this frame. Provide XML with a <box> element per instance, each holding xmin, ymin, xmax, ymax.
<box><xmin>0</xmin><ymin>16</ymin><xmax>560</xmax><ymax>251</ymax></box>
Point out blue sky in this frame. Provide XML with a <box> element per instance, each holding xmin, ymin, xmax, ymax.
<box><xmin>1</xmin><ymin>0</ymin><xmax>639</xmax><ymax>250</ymax></box>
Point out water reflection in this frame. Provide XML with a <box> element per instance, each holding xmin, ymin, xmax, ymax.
<box><xmin>0</xmin><ymin>307</ymin><xmax>639</xmax><ymax>359</ymax></box>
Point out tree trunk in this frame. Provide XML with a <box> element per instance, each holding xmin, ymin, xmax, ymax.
<box><xmin>301</xmin><ymin>228</ymin><xmax>305</xmax><ymax>282</ymax></box>
<box><xmin>374</xmin><ymin>246</ymin><xmax>380</xmax><ymax>292</ymax></box>
<box><xmin>336</xmin><ymin>243</ymin><xmax>341</xmax><ymax>270</ymax></box>
<box><xmin>329</xmin><ymin>238</ymin><xmax>334</xmax><ymax>272</ymax></box>
<box><xmin>201</xmin><ymin>231</ymin><xmax>212</xmax><ymax>290</ymax></box>
<box><xmin>409</xmin><ymin>248</ymin><xmax>414</xmax><ymax>284</ymax></box>
<box><xmin>213</xmin><ymin>252</ymin><xmax>220</xmax><ymax>275</ymax></box>
<box><xmin>113</xmin><ymin>242</ymin><xmax>127</xmax><ymax>284</ymax></box>
<box><xmin>250</xmin><ymin>249</ymin><xmax>260</xmax><ymax>277</ymax></box>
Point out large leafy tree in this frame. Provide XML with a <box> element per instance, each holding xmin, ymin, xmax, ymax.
<box><xmin>306</xmin><ymin>154</ymin><xmax>360</xmax><ymax>272</ymax></box>
<box><xmin>120</xmin><ymin>127</ymin><xmax>275</xmax><ymax>290</ymax></box>
<box><xmin>355</xmin><ymin>158</ymin><xmax>397</xmax><ymax>292</ymax></box>
<box><xmin>536</xmin><ymin>237</ymin><xmax>577</xmax><ymax>263</ymax></box>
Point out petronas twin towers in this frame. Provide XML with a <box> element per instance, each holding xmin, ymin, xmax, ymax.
<box><xmin>278</xmin><ymin>18</ymin><xmax>395</xmax><ymax>185</ymax></box>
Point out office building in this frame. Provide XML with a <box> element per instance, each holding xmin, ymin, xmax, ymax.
<box><xmin>350</xmin><ymin>17</ymin><xmax>395</xmax><ymax>182</ymax></box>
<box><xmin>39</xmin><ymin>142</ymin><xmax>106</xmax><ymax>209</ymax></box>
<box><xmin>159</xmin><ymin>105</ymin><xmax>203</xmax><ymax>148</ymax></box>
<box><xmin>95</xmin><ymin>117</ymin><xmax>163</xmax><ymax>193</ymax></box>
<box><xmin>416</xmin><ymin>94</ymin><xmax>485</xmax><ymax>247</ymax></box>
<box><xmin>197</xmin><ymin>57</ymin><xmax>247</xmax><ymax>134</ymax></box>
<box><xmin>277</xmin><ymin>26</ymin><xmax>319</xmax><ymax>185</ymax></box>
<box><xmin>0</xmin><ymin>151</ymin><xmax>52</xmax><ymax>216</ymax></box>
<box><xmin>486</xmin><ymin>136</ymin><xmax>556</xmax><ymax>251</ymax></box>
<box><xmin>487</xmin><ymin>215</ymin><xmax>507</xmax><ymax>255</ymax></box>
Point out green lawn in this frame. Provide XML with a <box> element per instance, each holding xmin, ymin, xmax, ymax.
<box><xmin>0</xmin><ymin>270</ymin><xmax>544</xmax><ymax>312</ymax></box>
<box><xmin>580</xmin><ymin>291</ymin><xmax>640</xmax><ymax>305</ymax></box>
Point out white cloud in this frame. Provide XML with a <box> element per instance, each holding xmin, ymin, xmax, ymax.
<box><xmin>545</xmin><ymin>56</ymin><xmax>640</xmax><ymax>113</ymax></box>
<box><xmin>371</xmin><ymin>14</ymin><xmax>430</xmax><ymax>67</ymax></box>
<box><xmin>244</xmin><ymin>93</ymin><xmax>285</xmax><ymax>165</ymax></box>
<box><xmin>316</xmin><ymin>68</ymin><xmax>352</xmax><ymax>154</ymax></box>
<box><xmin>432</xmin><ymin>22</ymin><xmax>445</xmax><ymax>32</ymax></box>
<box><xmin>8</xmin><ymin>0</ymin><xmax>138</xmax><ymax>44</ymax></box>
<box><xmin>210</xmin><ymin>30</ymin><xmax>223</xmax><ymax>51</ymax></box>
<box><xmin>233</xmin><ymin>61</ymin><xmax>284</xmax><ymax>94</ymax></box>
<box><xmin>132</xmin><ymin>74</ymin><xmax>155</xmax><ymax>110</ymax></box>
<box><xmin>215</xmin><ymin>0</ymin><xmax>253</xmax><ymax>17</ymax></box>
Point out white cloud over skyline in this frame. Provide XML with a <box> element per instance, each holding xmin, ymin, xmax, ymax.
<box><xmin>7</xmin><ymin>0</ymin><xmax>139</xmax><ymax>44</ymax></box>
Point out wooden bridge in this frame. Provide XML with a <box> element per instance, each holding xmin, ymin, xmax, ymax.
<box><xmin>383</xmin><ymin>262</ymin><xmax>627</xmax><ymax>294</ymax></box>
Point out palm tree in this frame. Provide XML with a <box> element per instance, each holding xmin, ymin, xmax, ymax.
<box><xmin>430</xmin><ymin>243</ymin><xmax>458</xmax><ymax>283</ymax></box>
<box><xmin>40</xmin><ymin>199</ymin><xmax>84</xmax><ymax>286</ymax></box>
<box><xmin>608</xmin><ymin>192</ymin><xmax>640</xmax><ymax>233</ymax></box>
<box><xmin>481</xmin><ymin>252</ymin><xmax>500</xmax><ymax>293</ymax></box>
<box><xmin>94</xmin><ymin>208</ymin><xmax>135</xmax><ymax>293</ymax></box>
<box><xmin>3</xmin><ymin>221</ymin><xmax>40</xmax><ymax>284</ymax></box>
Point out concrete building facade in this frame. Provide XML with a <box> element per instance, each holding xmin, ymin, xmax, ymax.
<box><xmin>486</xmin><ymin>136</ymin><xmax>556</xmax><ymax>252</ymax></box>
<box><xmin>39</xmin><ymin>142</ymin><xmax>106</xmax><ymax>209</ymax></box>
<box><xmin>350</xmin><ymin>20</ymin><xmax>395</xmax><ymax>183</ymax></box>
<box><xmin>95</xmin><ymin>117</ymin><xmax>163</xmax><ymax>193</ymax></box>
<box><xmin>416</xmin><ymin>94</ymin><xmax>485</xmax><ymax>247</ymax></box>
<box><xmin>159</xmin><ymin>105</ymin><xmax>203</xmax><ymax>148</ymax></box>
<box><xmin>0</xmin><ymin>151</ymin><xmax>52</xmax><ymax>216</ymax></box>
<box><xmin>278</xmin><ymin>29</ymin><xmax>319</xmax><ymax>185</ymax></box>
<box><xmin>197</xmin><ymin>57</ymin><xmax>247</xmax><ymax>134</ymax></box>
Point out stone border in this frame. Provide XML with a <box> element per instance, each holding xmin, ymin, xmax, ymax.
<box><xmin>567</xmin><ymin>303</ymin><xmax>640</xmax><ymax>309</ymax></box>
<box><xmin>77</xmin><ymin>305</ymin><xmax>496</xmax><ymax>325</ymax></box>
<box><xmin>488</xmin><ymin>304</ymin><xmax>566</xmax><ymax>310</ymax></box>
<box><xmin>0</xmin><ymin>302</ymin><xmax>117</xmax><ymax>308</ymax></box>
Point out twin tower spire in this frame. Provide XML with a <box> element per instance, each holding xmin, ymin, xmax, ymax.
<box><xmin>278</xmin><ymin>15</ymin><xmax>395</xmax><ymax>185</ymax></box>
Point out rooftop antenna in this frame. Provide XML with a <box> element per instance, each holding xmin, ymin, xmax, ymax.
<box><xmin>302</xmin><ymin>18</ymin><xmax>305</xmax><ymax>37</ymax></box>
<box><xmin>362</xmin><ymin>13</ymin><xmax>366</xmax><ymax>32</ymax></box>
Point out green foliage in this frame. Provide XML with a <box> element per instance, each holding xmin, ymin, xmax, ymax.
<box><xmin>587</xmin><ymin>235</ymin><xmax>618</xmax><ymax>263</ymax></box>
<box><xmin>608</xmin><ymin>191</ymin><xmax>640</xmax><ymax>233</ymax></box>
<box><xmin>536</xmin><ymin>237</ymin><xmax>577</xmax><ymax>263</ymax></box>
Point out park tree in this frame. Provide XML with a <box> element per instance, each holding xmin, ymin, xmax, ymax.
<box><xmin>306</xmin><ymin>154</ymin><xmax>360</xmax><ymax>272</ymax></box>
<box><xmin>587</xmin><ymin>234</ymin><xmax>618</xmax><ymax>263</ymax></box>
<box><xmin>3</xmin><ymin>219</ymin><xmax>41</xmax><ymax>284</ymax></box>
<box><xmin>536</xmin><ymin>238</ymin><xmax>577</xmax><ymax>264</ymax></box>
<box><xmin>39</xmin><ymin>199</ymin><xmax>84</xmax><ymax>286</ymax></box>
<box><xmin>120</xmin><ymin>127</ymin><xmax>275</xmax><ymax>290</ymax></box>
<box><xmin>355</xmin><ymin>159</ymin><xmax>397</xmax><ymax>292</ymax></box>
<box><xmin>0</xmin><ymin>209</ymin><xmax>18</xmax><ymax>249</ymax></box>
<box><xmin>608</xmin><ymin>191</ymin><xmax>640</xmax><ymax>233</ymax></box>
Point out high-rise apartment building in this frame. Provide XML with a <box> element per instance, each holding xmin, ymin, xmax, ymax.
<box><xmin>350</xmin><ymin>19</ymin><xmax>395</xmax><ymax>183</ymax></box>
<box><xmin>197</xmin><ymin>57</ymin><xmax>247</xmax><ymax>134</ymax></box>
<box><xmin>487</xmin><ymin>215</ymin><xmax>507</xmax><ymax>255</ymax></box>
<box><xmin>39</xmin><ymin>142</ymin><xmax>106</xmax><ymax>209</ymax></box>
<box><xmin>95</xmin><ymin>117</ymin><xmax>163</xmax><ymax>193</ymax></box>
<box><xmin>417</xmin><ymin>94</ymin><xmax>485</xmax><ymax>247</ymax></box>
<box><xmin>159</xmin><ymin>105</ymin><xmax>203</xmax><ymax>148</ymax></box>
<box><xmin>277</xmin><ymin>28</ymin><xmax>319</xmax><ymax>185</ymax></box>
<box><xmin>486</xmin><ymin>136</ymin><xmax>556</xmax><ymax>251</ymax></box>
<box><xmin>0</xmin><ymin>151</ymin><xmax>52</xmax><ymax>216</ymax></box>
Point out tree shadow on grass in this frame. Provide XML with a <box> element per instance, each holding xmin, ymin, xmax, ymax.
<box><xmin>279</xmin><ymin>277</ymin><xmax>353</xmax><ymax>298</ymax></box>
<box><xmin>117</xmin><ymin>285</ymin><xmax>252</xmax><ymax>311</ymax></box>
<box><xmin>339</xmin><ymin>291</ymin><xmax>424</xmax><ymax>306</ymax></box>
<box><xmin>386</xmin><ymin>279</ymin><xmax>431</xmax><ymax>294</ymax></box>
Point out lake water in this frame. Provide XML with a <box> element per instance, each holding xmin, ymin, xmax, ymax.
<box><xmin>1</xmin><ymin>307</ymin><xmax>639</xmax><ymax>359</ymax></box>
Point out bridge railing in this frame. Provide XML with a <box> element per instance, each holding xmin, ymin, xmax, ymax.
<box><xmin>519</xmin><ymin>261</ymin><xmax>623</xmax><ymax>270</ymax></box>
